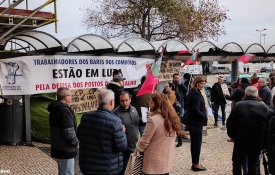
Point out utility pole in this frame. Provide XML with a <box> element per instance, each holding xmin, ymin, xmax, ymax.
<box><xmin>256</xmin><ymin>28</ymin><xmax>267</xmax><ymax>45</ymax></box>
<box><xmin>262</xmin><ymin>33</ymin><xmax>267</xmax><ymax>45</ymax></box>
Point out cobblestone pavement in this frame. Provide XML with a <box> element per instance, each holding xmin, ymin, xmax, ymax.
<box><xmin>0</xmin><ymin>144</ymin><xmax>57</xmax><ymax>175</ymax></box>
<box><xmin>0</xmin><ymin>125</ymin><xmax>265</xmax><ymax>175</ymax></box>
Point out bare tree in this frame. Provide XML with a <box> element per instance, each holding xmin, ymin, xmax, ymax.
<box><xmin>82</xmin><ymin>0</ymin><xmax>228</xmax><ymax>41</ymax></box>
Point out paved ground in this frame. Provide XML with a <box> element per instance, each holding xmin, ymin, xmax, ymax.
<box><xmin>0</xmin><ymin>124</ymin><xmax>265</xmax><ymax>175</ymax></box>
<box><xmin>0</xmin><ymin>144</ymin><xmax>57</xmax><ymax>174</ymax></box>
<box><xmin>0</xmin><ymin>75</ymin><xmax>264</xmax><ymax>174</ymax></box>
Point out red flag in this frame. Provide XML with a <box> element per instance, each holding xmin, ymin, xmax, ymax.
<box><xmin>237</xmin><ymin>54</ymin><xmax>255</xmax><ymax>64</ymax></box>
<box><xmin>177</xmin><ymin>50</ymin><xmax>190</xmax><ymax>55</ymax></box>
<box><xmin>181</xmin><ymin>58</ymin><xmax>196</xmax><ymax>69</ymax></box>
<box><xmin>136</xmin><ymin>67</ymin><xmax>158</xmax><ymax>96</ymax></box>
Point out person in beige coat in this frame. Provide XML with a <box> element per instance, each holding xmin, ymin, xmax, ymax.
<box><xmin>136</xmin><ymin>92</ymin><xmax>183</xmax><ymax>175</ymax></box>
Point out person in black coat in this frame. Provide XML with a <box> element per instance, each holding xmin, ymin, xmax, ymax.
<box><xmin>258</xmin><ymin>78</ymin><xmax>272</xmax><ymax>106</ymax></box>
<box><xmin>48</xmin><ymin>87</ymin><xmax>78</xmax><ymax>175</ymax></box>
<box><xmin>107</xmin><ymin>69</ymin><xmax>125</xmax><ymax>108</ymax></box>
<box><xmin>225</xmin><ymin>78</ymin><xmax>250</xmax><ymax>107</ymax></box>
<box><xmin>227</xmin><ymin>86</ymin><xmax>268</xmax><ymax>175</ymax></box>
<box><xmin>266</xmin><ymin>96</ymin><xmax>275</xmax><ymax>174</ymax></box>
<box><xmin>172</xmin><ymin>73</ymin><xmax>188</xmax><ymax>147</ymax></box>
<box><xmin>185</xmin><ymin>76</ymin><xmax>207</xmax><ymax>171</ymax></box>
<box><xmin>77</xmin><ymin>89</ymin><xmax>127</xmax><ymax>175</ymax></box>
<box><xmin>211</xmin><ymin>76</ymin><xmax>227</xmax><ymax>126</ymax></box>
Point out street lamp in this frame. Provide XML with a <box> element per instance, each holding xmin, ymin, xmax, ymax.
<box><xmin>256</xmin><ymin>28</ymin><xmax>267</xmax><ymax>45</ymax></box>
<box><xmin>262</xmin><ymin>33</ymin><xmax>267</xmax><ymax>45</ymax></box>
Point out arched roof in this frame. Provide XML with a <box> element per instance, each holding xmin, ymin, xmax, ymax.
<box><xmin>66</xmin><ymin>35</ymin><xmax>155</xmax><ymax>53</ymax></box>
<box><xmin>67</xmin><ymin>34</ymin><xmax>115</xmax><ymax>53</ymax></box>
<box><xmin>222</xmin><ymin>42</ymin><xmax>244</xmax><ymax>53</ymax></box>
<box><xmin>151</xmin><ymin>39</ymin><xmax>190</xmax><ymax>52</ymax></box>
<box><xmin>245</xmin><ymin>43</ymin><xmax>266</xmax><ymax>53</ymax></box>
<box><xmin>4</xmin><ymin>30</ymin><xmax>64</xmax><ymax>53</ymax></box>
<box><xmin>192</xmin><ymin>41</ymin><xmax>217</xmax><ymax>52</ymax></box>
<box><xmin>3</xmin><ymin>31</ymin><xmax>275</xmax><ymax>58</ymax></box>
<box><xmin>114</xmin><ymin>37</ymin><xmax>155</xmax><ymax>53</ymax></box>
<box><xmin>267</xmin><ymin>45</ymin><xmax>275</xmax><ymax>54</ymax></box>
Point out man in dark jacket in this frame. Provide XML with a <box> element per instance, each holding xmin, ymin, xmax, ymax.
<box><xmin>227</xmin><ymin>86</ymin><xmax>268</xmax><ymax>175</ymax></box>
<box><xmin>258</xmin><ymin>78</ymin><xmax>272</xmax><ymax>106</ymax></box>
<box><xmin>77</xmin><ymin>89</ymin><xmax>127</xmax><ymax>175</ymax></box>
<box><xmin>48</xmin><ymin>87</ymin><xmax>78</xmax><ymax>175</ymax></box>
<box><xmin>211</xmin><ymin>76</ymin><xmax>227</xmax><ymax>126</ymax></box>
<box><xmin>172</xmin><ymin>73</ymin><xmax>188</xmax><ymax>147</ymax></box>
<box><xmin>266</xmin><ymin>98</ymin><xmax>275</xmax><ymax>174</ymax></box>
<box><xmin>113</xmin><ymin>91</ymin><xmax>139</xmax><ymax>173</ymax></box>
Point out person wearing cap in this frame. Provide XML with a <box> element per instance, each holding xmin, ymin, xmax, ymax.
<box><xmin>107</xmin><ymin>69</ymin><xmax>125</xmax><ymax>108</ymax></box>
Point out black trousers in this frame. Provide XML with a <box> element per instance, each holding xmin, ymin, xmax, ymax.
<box><xmin>189</xmin><ymin>125</ymin><xmax>203</xmax><ymax>165</ymax></box>
<box><xmin>213</xmin><ymin>103</ymin><xmax>226</xmax><ymax>124</ymax></box>
<box><xmin>232</xmin><ymin>143</ymin><xmax>261</xmax><ymax>175</ymax></box>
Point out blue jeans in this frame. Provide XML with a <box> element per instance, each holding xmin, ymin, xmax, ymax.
<box><xmin>213</xmin><ymin>103</ymin><xmax>226</xmax><ymax>124</ymax></box>
<box><xmin>56</xmin><ymin>158</ymin><xmax>74</xmax><ymax>175</ymax></box>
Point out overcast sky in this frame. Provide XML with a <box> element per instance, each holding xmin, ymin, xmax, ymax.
<box><xmin>22</xmin><ymin>0</ymin><xmax>275</xmax><ymax>46</ymax></box>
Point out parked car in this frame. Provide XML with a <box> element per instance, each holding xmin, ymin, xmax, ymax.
<box><xmin>260</xmin><ymin>67</ymin><xmax>272</xmax><ymax>73</ymax></box>
<box><xmin>211</xmin><ymin>66</ymin><xmax>231</xmax><ymax>74</ymax></box>
<box><xmin>225</xmin><ymin>73</ymin><xmax>269</xmax><ymax>85</ymax></box>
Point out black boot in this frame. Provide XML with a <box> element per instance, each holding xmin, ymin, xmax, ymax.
<box><xmin>176</xmin><ymin>136</ymin><xmax>182</xmax><ymax>147</ymax></box>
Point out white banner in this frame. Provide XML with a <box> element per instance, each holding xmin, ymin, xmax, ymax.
<box><xmin>0</xmin><ymin>55</ymin><xmax>154</xmax><ymax>95</ymax></box>
<box><xmin>181</xmin><ymin>64</ymin><xmax>203</xmax><ymax>74</ymax></box>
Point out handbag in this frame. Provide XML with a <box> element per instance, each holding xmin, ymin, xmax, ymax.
<box><xmin>124</xmin><ymin>150</ymin><xmax>143</xmax><ymax>175</ymax></box>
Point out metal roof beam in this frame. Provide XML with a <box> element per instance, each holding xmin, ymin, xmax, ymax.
<box><xmin>0</xmin><ymin>0</ymin><xmax>55</xmax><ymax>42</ymax></box>
<box><xmin>0</xmin><ymin>0</ymin><xmax>7</xmax><ymax>6</ymax></box>
<box><xmin>0</xmin><ymin>0</ymin><xmax>24</xmax><ymax>15</ymax></box>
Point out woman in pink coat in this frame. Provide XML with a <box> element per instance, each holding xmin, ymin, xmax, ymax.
<box><xmin>136</xmin><ymin>92</ymin><xmax>183</xmax><ymax>175</ymax></box>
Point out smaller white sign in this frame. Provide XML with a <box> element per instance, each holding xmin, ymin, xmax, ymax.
<box><xmin>181</xmin><ymin>65</ymin><xmax>203</xmax><ymax>74</ymax></box>
<box><xmin>141</xmin><ymin>107</ymin><xmax>148</xmax><ymax>123</ymax></box>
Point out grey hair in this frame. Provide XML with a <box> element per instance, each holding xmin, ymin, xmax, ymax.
<box><xmin>57</xmin><ymin>87</ymin><xmax>70</xmax><ymax>101</ymax></box>
<box><xmin>98</xmin><ymin>89</ymin><xmax>115</xmax><ymax>107</ymax></box>
<box><xmin>259</xmin><ymin>78</ymin><xmax>266</xmax><ymax>85</ymax></box>
<box><xmin>245</xmin><ymin>86</ymin><xmax>258</xmax><ymax>97</ymax></box>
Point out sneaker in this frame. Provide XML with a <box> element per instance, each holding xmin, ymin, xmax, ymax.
<box><xmin>176</xmin><ymin>142</ymin><xmax>182</xmax><ymax>147</ymax></box>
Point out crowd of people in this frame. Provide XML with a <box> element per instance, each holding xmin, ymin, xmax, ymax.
<box><xmin>47</xmin><ymin>69</ymin><xmax>275</xmax><ymax>175</ymax></box>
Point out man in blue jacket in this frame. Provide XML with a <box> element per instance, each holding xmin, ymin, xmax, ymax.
<box><xmin>77</xmin><ymin>89</ymin><xmax>127</xmax><ymax>175</ymax></box>
<box><xmin>48</xmin><ymin>87</ymin><xmax>78</xmax><ymax>175</ymax></box>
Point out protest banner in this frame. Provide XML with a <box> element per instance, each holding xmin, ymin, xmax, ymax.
<box><xmin>70</xmin><ymin>88</ymin><xmax>99</xmax><ymax>113</ymax></box>
<box><xmin>0</xmin><ymin>55</ymin><xmax>154</xmax><ymax>95</ymax></box>
<box><xmin>159</xmin><ymin>60</ymin><xmax>182</xmax><ymax>81</ymax></box>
